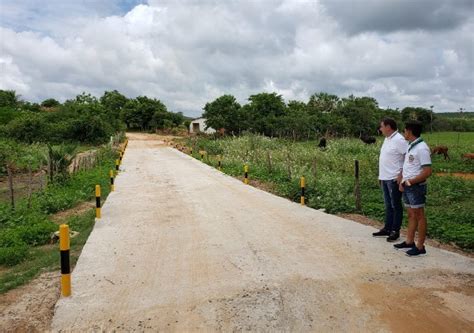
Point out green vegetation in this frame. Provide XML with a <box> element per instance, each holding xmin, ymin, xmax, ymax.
<box><xmin>0</xmin><ymin>89</ymin><xmax>185</xmax><ymax>145</ymax></box>
<box><xmin>202</xmin><ymin>92</ymin><xmax>474</xmax><ymax>139</ymax></box>
<box><xmin>0</xmin><ymin>210</ymin><xmax>97</xmax><ymax>293</ymax></box>
<box><xmin>0</xmin><ymin>147</ymin><xmax>117</xmax><ymax>292</ymax></box>
<box><xmin>424</xmin><ymin>132</ymin><xmax>474</xmax><ymax>173</ymax></box>
<box><xmin>181</xmin><ymin>132</ymin><xmax>474</xmax><ymax>250</ymax></box>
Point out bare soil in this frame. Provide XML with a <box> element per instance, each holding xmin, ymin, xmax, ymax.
<box><xmin>50</xmin><ymin>201</ymin><xmax>94</xmax><ymax>224</ymax></box>
<box><xmin>0</xmin><ymin>200</ymin><xmax>94</xmax><ymax>332</ymax></box>
<box><xmin>0</xmin><ymin>271</ymin><xmax>60</xmax><ymax>333</ymax></box>
<box><xmin>436</xmin><ymin>172</ymin><xmax>474</xmax><ymax>180</ymax></box>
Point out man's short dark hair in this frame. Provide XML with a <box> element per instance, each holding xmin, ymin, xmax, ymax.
<box><xmin>404</xmin><ymin>120</ymin><xmax>423</xmax><ymax>137</ymax></box>
<box><xmin>381</xmin><ymin>117</ymin><xmax>397</xmax><ymax>130</ymax></box>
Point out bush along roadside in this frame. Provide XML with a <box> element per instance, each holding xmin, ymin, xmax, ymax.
<box><xmin>0</xmin><ymin>146</ymin><xmax>118</xmax><ymax>292</ymax></box>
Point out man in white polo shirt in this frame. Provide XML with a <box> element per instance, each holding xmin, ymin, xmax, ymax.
<box><xmin>394</xmin><ymin>120</ymin><xmax>432</xmax><ymax>256</ymax></box>
<box><xmin>373</xmin><ymin>118</ymin><xmax>408</xmax><ymax>241</ymax></box>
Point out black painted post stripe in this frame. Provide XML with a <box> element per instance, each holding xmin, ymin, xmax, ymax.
<box><xmin>301</xmin><ymin>187</ymin><xmax>305</xmax><ymax>197</ymax></box>
<box><xmin>60</xmin><ymin>250</ymin><xmax>70</xmax><ymax>274</ymax></box>
<box><xmin>111</xmin><ymin>177</ymin><xmax>114</xmax><ymax>185</ymax></box>
<box><xmin>96</xmin><ymin>196</ymin><xmax>101</xmax><ymax>208</ymax></box>
<box><xmin>355</xmin><ymin>160</ymin><xmax>359</xmax><ymax>179</ymax></box>
<box><xmin>245</xmin><ymin>172</ymin><xmax>248</xmax><ymax>178</ymax></box>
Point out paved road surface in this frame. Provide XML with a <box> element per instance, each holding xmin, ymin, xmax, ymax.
<box><xmin>52</xmin><ymin>133</ymin><xmax>474</xmax><ymax>332</ymax></box>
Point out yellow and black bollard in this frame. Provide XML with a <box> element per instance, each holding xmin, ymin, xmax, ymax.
<box><xmin>60</xmin><ymin>224</ymin><xmax>71</xmax><ymax>297</ymax></box>
<box><xmin>190</xmin><ymin>148</ymin><xmax>193</xmax><ymax>155</ymax></box>
<box><xmin>95</xmin><ymin>185</ymin><xmax>101</xmax><ymax>219</ymax></box>
<box><xmin>119</xmin><ymin>151</ymin><xmax>123</xmax><ymax>164</ymax></box>
<box><xmin>115</xmin><ymin>159</ymin><xmax>120</xmax><ymax>173</ymax></box>
<box><xmin>110</xmin><ymin>170</ymin><xmax>115</xmax><ymax>191</ymax></box>
<box><xmin>218</xmin><ymin>155</ymin><xmax>222</xmax><ymax>171</ymax></box>
<box><xmin>300</xmin><ymin>176</ymin><xmax>305</xmax><ymax>205</ymax></box>
<box><xmin>244</xmin><ymin>165</ymin><xmax>249</xmax><ymax>184</ymax></box>
<box><xmin>200</xmin><ymin>151</ymin><xmax>204</xmax><ymax>160</ymax></box>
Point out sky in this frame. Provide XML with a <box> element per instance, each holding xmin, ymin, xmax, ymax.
<box><xmin>0</xmin><ymin>0</ymin><xmax>473</xmax><ymax>117</ymax></box>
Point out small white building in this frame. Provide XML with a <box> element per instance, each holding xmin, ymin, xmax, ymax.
<box><xmin>189</xmin><ymin>117</ymin><xmax>216</xmax><ymax>134</ymax></box>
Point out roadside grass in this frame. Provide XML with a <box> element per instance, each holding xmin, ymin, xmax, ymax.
<box><xmin>424</xmin><ymin>132</ymin><xmax>474</xmax><ymax>173</ymax></box>
<box><xmin>0</xmin><ymin>210</ymin><xmax>97</xmax><ymax>294</ymax></box>
<box><xmin>0</xmin><ymin>148</ymin><xmax>117</xmax><ymax>293</ymax></box>
<box><xmin>179</xmin><ymin>132</ymin><xmax>474</xmax><ymax>251</ymax></box>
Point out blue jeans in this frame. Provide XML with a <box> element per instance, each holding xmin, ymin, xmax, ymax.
<box><xmin>381</xmin><ymin>179</ymin><xmax>403</xmax><ymax>232</ymax></box>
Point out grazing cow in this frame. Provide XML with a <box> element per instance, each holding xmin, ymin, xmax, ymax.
<box><xmin>318</xmin><ymin>137</ymin><xmax>327</xmax><ymax>149</ymax></box>
<box><xmin>360</xmin><ymin>134</ymin><xmax>376</xmax><ymax>144</ymax></box>
<box><xmin>461</xmin><ymin>153</ymin><xmax>474</xmax><ymax>160</ymax></box>
<box><xmin>431</xmin><ymin>145</ymin><xmax>450</xmax><ymax>160</ymax></box>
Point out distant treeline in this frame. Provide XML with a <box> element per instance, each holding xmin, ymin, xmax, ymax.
<box><xmin>203</xmin><ymin>93</ymin><xmax>474</xmax><ymax>139</ymax></box>
<box><xmin>0</xmin><ymin>90</ymin><xmax>186</xmax><ymax>145</ymax></box>
<box><xmin>1</xmin><ymin>89</ymin><xmax>472</xmax><ymax>145</ymax></box>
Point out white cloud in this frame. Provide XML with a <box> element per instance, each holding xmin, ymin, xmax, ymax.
<box><xmin>0</xmin><ymin>0</ymin><xmax>472</xmax><ymax>117</ymax></box>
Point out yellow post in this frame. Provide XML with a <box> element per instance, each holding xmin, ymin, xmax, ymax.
<box><xmin>115</xmin><ymin>159</ymin><xmax>119</xmax><ymax>173</ymax></box>
<box><xmin>119</xmin><ymin>151</ymin><xmax>123</xmax><ymax>164</ymax></box>
<box><xmin>110</xmin><ymin>170</ymin><xmax>115</xmax><ymax>191</ymax></box>
<box><xmin>95</xmin><ymin>185</ymin><xmax>101</xmax><ymax>219</ymax></box>
<box><xmin>60</xmin><ymin>224</ymin><xmax>71</xmax><ymax>297</ymax></box>
<box><xmin>300</xmin><ymin>176</ymin><xmax>305</xmax><ymax>205</ymax></box>
<box><xmin>244</xmin><ymin>165</ymin><xmax>249</xmax><ymax>184</ymax></box>
<box><xmin>218</xmin><ymin>155</ymin><xmax>222</xmax><ymax>171</ymax></box>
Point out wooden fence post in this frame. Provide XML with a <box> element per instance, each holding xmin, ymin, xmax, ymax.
<box><xmin>354</xmin><ymin>160</ymin><xmax>361</xmax><ymax>211</ymax></box>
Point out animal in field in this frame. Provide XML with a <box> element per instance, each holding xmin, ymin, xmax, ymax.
<box><xmin>318</xmin><ymin>137</ymin><xmax>327</xmax><ymax>149</ymax></box>
<box><xmin>431</xmin><ymin>145</ymin><xmax>450</xmax><ymax>160</ymax></box>
<box><xmin>461</xmin><ymin>153</ymin><xmax>474</xmax><ymax>160</ymax></box>
<box><xmin>360</xmin><ymin>134</ymin><xmax>376</xmax><ymax>144</ymax></box>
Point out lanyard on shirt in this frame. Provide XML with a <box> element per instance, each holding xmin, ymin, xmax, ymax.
<box><xmin>408</xmin><ymin>137</ymin><xmax>423</xmax><ymax>152</ymax></box>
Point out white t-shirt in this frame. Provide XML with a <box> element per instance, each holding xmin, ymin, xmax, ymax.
<box><xmin>378</xmin><ymin>131</ymin><xmax>408</xmax><ymax>180</ymax></box>
<box><xmin>402</xmin><ymin>138</ymin><xmax>432</xmax><ymax>182</ymax></box>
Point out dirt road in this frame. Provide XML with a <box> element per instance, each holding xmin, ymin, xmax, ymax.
<box><xmin>52</xmin><ymin>133</ymin><xmax>474</xmax><ymax>332</ymax></box>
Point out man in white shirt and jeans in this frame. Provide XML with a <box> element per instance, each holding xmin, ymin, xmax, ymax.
<box><xmin>373</xmin><ymin>118</ymin><xmax>408</xmax><ymax>242</ymax></box>
<box><xmin>394</xmin><ymin>120</ymin><xmax>432</xmax><ymax>256</ymax></box>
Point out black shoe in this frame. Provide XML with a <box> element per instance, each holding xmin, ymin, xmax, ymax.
<box><xmin>386</xmin><ymin>231</ymin><xmax>400</xmax><ymax>242</ymax></box>
<box><xmin>372</xmin><ymin>229</ymin><xmax>390</xmax><ymax>237</ymax></box>
<box><xmin>406</xmin><ymin>246</ymin><xmax>427</xmax><ymax>256</ymax></box>
<box><xmin>394</xmin><ymin>241</ymin><xmax>415</xmax><ymax>250</ymax></box>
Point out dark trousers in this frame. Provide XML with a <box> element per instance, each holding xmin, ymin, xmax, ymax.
<box><xmin>381</xmin><ymin>179</ymin><xmax>403</xmax><ymax>232</ymax></box>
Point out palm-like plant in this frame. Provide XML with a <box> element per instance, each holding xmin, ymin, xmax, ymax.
<box><xmin>46</xmin><ymin>144</ymin><xmax>77</xmax><ymax>182</ymax></box>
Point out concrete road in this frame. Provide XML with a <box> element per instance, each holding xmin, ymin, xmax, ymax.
<box><xmin>52</xmin><ymin>133</ymin><xmax>474</xmax><ymax>332</ymax></box>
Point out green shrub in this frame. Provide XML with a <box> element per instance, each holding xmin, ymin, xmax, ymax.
<box><xmin>0</xmin><ymin>229</ymin><xmax>25</xmax><ymax>247</ymax></box>
<box><xmin>16</xmin><ymin>222</ymin><xmax>56</xmax><ymax>246</ymax></box>
<box><xmin>5</xmin><ymin>112</ymin><xmax>49</xmax><ymax>143</ymax></box>
<box><xmin>0</xmin><ymin>244</ymin><xmax>29</xmax><ymax>266</ymax></box>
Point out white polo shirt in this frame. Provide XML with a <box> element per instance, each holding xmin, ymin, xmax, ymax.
<box><xmin>378</xmin><ymin>131</ymin><xmax>408</xmax><ymax>180</ymax></box>
<box><xmin>402</xmin><ymin>138</ymin><xmax>432</xmax><ymax>182</ymax></box>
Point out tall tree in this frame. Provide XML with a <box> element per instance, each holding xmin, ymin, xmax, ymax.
<box><xmin>0</xmin><ymin>90</ymin><xmax>19</xmax><ymax>108</ymax></box>
<box><xmin>245</xmin><ymin>92</ymin><xmax>286</xmax><ymax>136</ymax></box>
<box><xmin>202</xmin><ymin>95</ymin><xmax>242</xmax><ymax>134</ymax></box>
<box><xmin>335</xmin><ymin>95</ymin><xmax>380</xmax><ymax>136</ymax></box>
<box><xmin>307</xmin><ymin>92</ymin><xmax>339</xmax><ymax>114</ymax></box>
<box><xmin>401</xmin><ymin>107</ymin><xmax>434</xmax><ymax>128</ymax></box>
